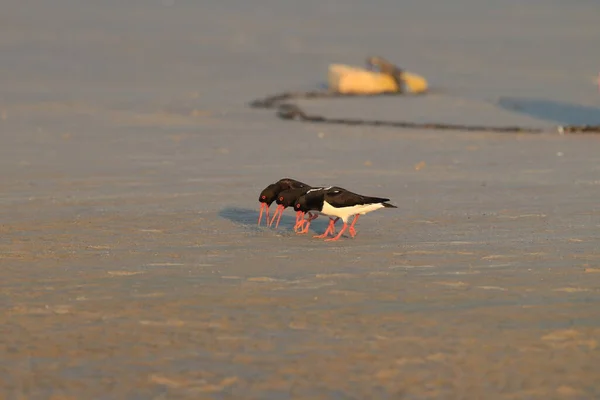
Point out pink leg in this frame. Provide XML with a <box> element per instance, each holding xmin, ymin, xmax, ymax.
<box><xmin>313</xmin><ymin>217</ymin><xmax>339</xmax><ymax>238</ymax></box>
<box><xmin>295</xmin><ymin>211</ymin><xmax>302</xmax><ymax>226</ymax></box>
<box><xmin>349</xmin><ymin>214</ymin><xmax>360</xmax><ymax>238</ymax></box>
<box><xmin>299</xmin><ymin>213</ymin><xmax>318</xmax><ymax>234</ymax></box>
<box><xmin>294</xmin><ymin>212</ymin><xmax>307</xmax><ymax>232</ymax></box>
<box><xmin>325</xmin><ymin>222</ymin><xmax>348</xmax><ymax>242</ymax></box>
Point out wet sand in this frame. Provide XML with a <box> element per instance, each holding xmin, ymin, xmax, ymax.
<box><xmin>1</xmin><ymin>0</ymin><xmax>600</xmax><ymax>398</ymax></box>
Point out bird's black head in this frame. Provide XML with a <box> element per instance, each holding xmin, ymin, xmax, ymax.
<box><xmin>293</xmin><ymin>194</ymin><xmax>308</xmax><ymax>212</ymax></box>
<box><xmin>258</xmin><ymin>184</ymin><xmax>278</xmax><ymax>206</ymax></box>
<box><xmin>278</xmin><ymin>187</ymin><xmax>311</xmax><ymax>207</ymax></box>
<box><xmin>294</xmin><ymin>187</ymin><xmax>329</xmax><ymax>212</ymax></box>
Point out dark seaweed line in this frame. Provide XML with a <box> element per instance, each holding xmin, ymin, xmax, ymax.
<box><xmin>248</xmin><ymin>91</ymin><xmax>600</xmax><ymax>134</ymax></box>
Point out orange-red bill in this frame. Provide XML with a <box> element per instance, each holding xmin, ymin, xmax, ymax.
<box><xmin>295</xmin><ymin>211</ymin><xmax>303</xmax><ymax>225</ymax></box>
<box><xmin>258</xmin><ymin>203</ymin><xmax>270</xmax><ymax>226</ymax></box>
<box><xmin>269</xmin><ymin>205</ymin><xmax>284</xmax><ymax>228</ymax></box>
<box><xmin>298</xmin><ymin>212</ymin><xmax>319</xmax><ymax>234</ymax></box>
<box><xmin>274</xmin><ymin>207</ymin><xmax>284</xmax><ymax>228</ymax></box>
<box><xmin>294</xmin><ymin>211</ymin><xmax>305</xmax><ymax>232</ymax></box>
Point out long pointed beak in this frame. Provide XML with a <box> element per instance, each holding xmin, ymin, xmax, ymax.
<box><xmin>258</xmin><ymin>203</ymin><xmax>269</xmax><ymax>226</ymax></box>
<box><xmin>269</xmin><ymin>205</ymin><xmax>284</xmax><ymax>227</ymax></box>
<box><xmin>274</xmin><ymin>206</ymin><xmax>284</xmax><ymax>228</ymax></box>
<box><xmin>293</xmin><ymin>211</ymin><xmax>305</xmax><ymax>232</ymax></box>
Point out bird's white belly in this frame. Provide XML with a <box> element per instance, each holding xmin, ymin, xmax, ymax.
<box><xmin>321</xmin><ymin>201</ymin><xmax>384</xmax><ymax>223</ymax></box>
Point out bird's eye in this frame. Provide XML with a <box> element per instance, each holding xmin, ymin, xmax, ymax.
<box><xmin>279</xmin><ymin>197</ymin><xmax>283</xmax><ymax>201</ymax></box>
<box><xmin>296</xmin><ymin>204</ymin><xmax>300</xmax><ymax>208</ymax></box>
<box><xmin>261</xmin><ymin>195</ymin><xmax>266</xmax><ymax>199</ymax></box>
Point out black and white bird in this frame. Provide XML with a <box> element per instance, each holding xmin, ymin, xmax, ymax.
<box><xmin>268</xmin><ymin>186</ymin><xmax>313</xmax><ymax>229</ymax></box>
<box><xmin>294</xmin><ymin>186</ymin><xmax>397</xmax><ymax>241</ymax></box>
<box><xmin>293</xmin><ymin>186</ymin><xmax>339</xmax><ymax>235</ymax></box>
<box><xmin>257</xmin><ymin>178</ymin><xmax>309</xmax><ymax>226</ymax></box>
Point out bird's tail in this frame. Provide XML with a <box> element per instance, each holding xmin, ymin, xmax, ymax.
<box><xmin>363</xmin><ymin>196</ymin><xmax>398</xmax><ymax>208</ymax></box>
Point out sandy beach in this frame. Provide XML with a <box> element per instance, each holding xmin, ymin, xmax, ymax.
<box><xmin>2</xmin><ymin>0</ymin><xmax>600</xmax><ymax>398</ymax></box>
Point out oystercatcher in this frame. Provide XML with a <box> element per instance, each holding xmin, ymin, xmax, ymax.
<box><xmin>295</xmin><ymin>187</ymin><xmax>397</xmax><ymax>241</ymax></box>
<box><xmin>293</xmin><ymin>186</ymin><xmax>342</xmax><ymax>236</ymax></box>
<box><xmin>258</xmin><ymin>178</ymin><xmax>309</xmax><ymax>226</ymax></box>
<box><xmin>269</xmin><ymin>186</ymin><xmax>313</xmax><ymax>229</ymax></box>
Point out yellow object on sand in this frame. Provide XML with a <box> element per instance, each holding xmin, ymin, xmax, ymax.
<box><xmin>328</xmin><ymin>63</ymin><xmax>428</xmax><ymax>95</ymax></box>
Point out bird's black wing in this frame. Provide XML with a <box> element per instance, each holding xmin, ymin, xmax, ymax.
<box><xmin>325</xmin><ymin>188</ymin><xmax>390</xmax><ymax>207</ymax></box>
<box><xmin>277</xmin><ymin>178</ymin><xmax>310</xmax><ymax>190</ymax></box>
<box><xmin>302</xmin><ymin>188</ymin><xmax>329</xmax><ymax>211</ymax></box>
<box><xmin>280</xmin><ymin>186</ymin><xmax>312</xmax><ymax>206</ymax></box>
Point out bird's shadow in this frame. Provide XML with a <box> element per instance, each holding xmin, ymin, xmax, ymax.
<box><xmin>219</xmin><ymin>207</ymin><xmax>329</xmax><ymax>233</ymax></box>
<box><xmin>497</xmin><ymin>97</ymin><xmax>600</xmax><ymax>125</ymax></box>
